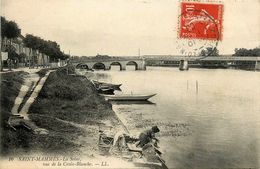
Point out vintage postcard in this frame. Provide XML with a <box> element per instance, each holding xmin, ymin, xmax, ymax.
<box><xmin>0</xmin><ymin>0</ymin><xmax>259</xmax><ymax>169</ymax></box>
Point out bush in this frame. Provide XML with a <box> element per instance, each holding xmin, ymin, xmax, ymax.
<box><xmin>38</xmin><ymin>72</ymin><xmax>89</xmax><ymax>100</ymax></box>
<box><xmin>53</xmin><ymin>85</ymin><xmax>84</xmax><ymax>100</ymax></box>
<box><xmin>36</xmin><ymin>69</ymin><xmax>49</xmax><ymax>77</ymax></box>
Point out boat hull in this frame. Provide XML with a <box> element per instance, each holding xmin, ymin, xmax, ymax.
<box><xmin>104</xmin><ymin>94</ymin><xmax>156</xmax><ymax>101</ymax></box>
<box><xmin>97</xmin><ymin>88</ymin><xmax>114</xmax><ymax>95</ymax></box>
<box><xmin>93</xmin><ymin>80</ymin><xmax>122</xmax><ymax>89</ymax></box>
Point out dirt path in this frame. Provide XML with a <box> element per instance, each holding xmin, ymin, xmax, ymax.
<box><xmin>9</xmin><ymin>69</ymin><xmax>53</xmax><ymax>134</ymax></box>
<box><xmin>11</xmin><ymin>73</ymin><xmax>39</xmax><ymax>116</ymax></box>
<box><xmin>19</xmin><ymin>71</ymin><xmax>53</xmax><ymax>119</ymax></box>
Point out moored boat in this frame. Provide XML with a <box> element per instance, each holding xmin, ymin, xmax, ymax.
<box><xmin>97</xmin><ymin>87</ymin><xmax>114</xmax><ymax>95</ymax></box>
<box><xmin>103</xmin><ymin>94</ymin><xmax>156</xmax><ymax>101</ymax></box>
<box><xmin>92</xmin><ymin>80</ymin><xmax>122</xmax><ymax>89</ymax></box>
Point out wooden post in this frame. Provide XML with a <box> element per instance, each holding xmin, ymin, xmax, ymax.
<box><xmin>0</xmin><ymin>52</ymin><xmax>3</xmax><ymax>71</ymax></box>
<box><xmin>196</xmin><ymin>80</ymin><xmax>198</xmax><ymax>94</ymax></box>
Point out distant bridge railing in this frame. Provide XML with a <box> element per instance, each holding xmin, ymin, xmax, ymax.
<box><xmin>144</xmin><ymin>56</ymin><xmax>259</xmax><ymax>61</ymax></box>
<box><xmin>199</xmin><ymin>56</ymin><xmax>259</xmax><ymax>61</ymax></box>
<box><xmin>71</xmin><ymin>56</ymin><xmax>259</xmax><ymax>63</ymax></box>
<box><xmin>71</xmin><ymin>56</ymin><xmax>143</xmax><ymax>63</ymax></box>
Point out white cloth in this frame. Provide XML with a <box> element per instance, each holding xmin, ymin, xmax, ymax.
<box><xmin>1</xmin><ymin>52</ymin><xmax>8</xmax><ymax>60</ymax></box>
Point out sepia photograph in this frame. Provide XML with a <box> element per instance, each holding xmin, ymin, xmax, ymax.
<box><xmin>0</xmin><ymin>0</ymin><xmax>259</xmax><ymax>168</ymax></box>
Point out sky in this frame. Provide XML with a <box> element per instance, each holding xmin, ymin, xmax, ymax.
<box><xmin>1</xmin><ymin>0</ymin><xmax>260</xmax><ymax>56</ymax></box>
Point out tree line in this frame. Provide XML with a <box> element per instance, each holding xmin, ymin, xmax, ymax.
<box><xmin>200</xmin><ymin>46</ymin><xmax>260</xmax><ymax>57</ymax></box>
<box><xmin>1</xmin><ymin>17</ymin><xmax>69</xmax><ymax>62</ymax></box>
<box><xmin>233</xmin><ymin>47</ymin><xmax>260</xmax><ymax>56</ymax></box>
<box><xmin>23</xmin><ymin>34</ymin><xmax>69</xmax><ymax>61</ymax></box>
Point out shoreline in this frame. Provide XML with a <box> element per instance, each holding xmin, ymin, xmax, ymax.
<box><xmin>0</xmin><ymin>66</ymin><xmax>127</xmax><ymax>157</ymax></box>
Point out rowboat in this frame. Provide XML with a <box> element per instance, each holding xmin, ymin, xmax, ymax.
<box><xmin>110</xmin><ymin>100</ymin><xmax>155</xmax><ymax>105</ymax></box>
<box><xmin>97</xmin><ymin>87</ymin><xmax>114</xmax><ymax>95</ymax></box>
<box><xmin>103</xmin><ymin>94</ymin><xmax>156</xmax><ymax>101</ymax></box>
<box><xmin>92</xmin><ymin>80</ymin><xmax>122</xmax><ymax>89</ymax></box>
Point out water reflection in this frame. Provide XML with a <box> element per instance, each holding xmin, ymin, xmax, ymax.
<box><xmin>126</xmin><ymin>64</ymin><xmax>137</xmax><ymax>71</ymax></box>
<box><xmin>110</xmin><ymin>65</ymin><xmax>137</xmax><ymax>71</ymax></box>
<box><xmin>110</xmin><ymin>65</ymin><xmax>121</xmax><ymax>71</ymax></box>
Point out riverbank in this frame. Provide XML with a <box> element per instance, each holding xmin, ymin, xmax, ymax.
<box><xmin>0</xmin><ymin>71</ymin><xmax>29</xmax><ymax>155</ymax></box>
<box><xmin>1</xmin><ymin>67</ymin><xmax>123</xmax><ymax>157</ymax></box>
<box><xmin>28</xmin><ymin>66</ymin><xmax>124</xmax><ymax>156</ymax></box>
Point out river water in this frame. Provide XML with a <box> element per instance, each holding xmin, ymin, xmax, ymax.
<box><xmin>84</xmin><ymin>66</ymin><xmax>260</xmax><ymax>168</ymax></box>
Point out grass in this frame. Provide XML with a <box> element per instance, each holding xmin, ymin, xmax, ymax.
<box><xmin>0</xmin><ymin>69</ymin><xmax>86</xmax><ymax>156</ymax></box>
<box><xmin>29</xmin><ymin>66</ymin><xmax>117</xmax><ymax>124</ymax></box>
<box><xmin>36</xmin><ymin>68</ymin><xmax>49</xmax><ymax>77</ymax></box>
<box><xmin>27</xmin><ymin>66</ymin><xmax>121</xmax><ymax>154</ymax></box>
<box><xmin>28</xmin><ymin>66</ymin><xmax>120</xmax><ymax>154</ymax></box>
<box><xmin>0</xmin><ymin>66</ymin><xmax>120</xmax><ymax>156</ymax></box>
<box><xmin>0</xmin><ymin>71</ymin><xmax>29</xmax><ymax>155</ymax></box>
<box><xmin>0</xmin><ymin>71</ymin><xmax>28</xmax><ymax>126</ymax></box>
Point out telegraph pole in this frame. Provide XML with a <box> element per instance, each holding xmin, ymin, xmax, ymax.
<box><xmin>0</xmin><ymin>1</ymin><xmax>3</xmax><ymax>71</ymax></box>
<box><xmin>0</xmin><ymin>36</ymin><xmax>2</xmax><ymax>71</ymax></box>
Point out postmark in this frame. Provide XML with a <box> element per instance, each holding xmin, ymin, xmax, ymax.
<box><xmin>176</xmin><ymin>1</ymin><xmax>224</xmax><ymax>57</ymax></box>
<box><xmin>176</xmin><ymin>38</ymin><xmax>219</xmax><ymax>57</ymax></box>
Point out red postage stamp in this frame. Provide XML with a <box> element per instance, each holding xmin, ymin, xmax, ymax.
<box><xmin>179</xmin><ymin>2</ymin><xmax>223</xmax><ymax>41</ymax></box>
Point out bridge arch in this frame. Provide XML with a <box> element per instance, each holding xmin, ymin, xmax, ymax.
<box><xmin>72</xmin><ymin>58</ymin><xmax>146</xmax><ymax>71</ymax></box>
<box><xmin>81</xmin><ymin>64</ymin><xmax>89</xmax><ymax>69</ymax></box>
<box><xmin>76</xmin><ymin>64</ymin><xmax>89</xmax><ymax>69</ymax></box>
<box><xmin>126</xmin><ymin>61</ymin><xmax>138</xmax><ymax>70</ymax></box>
<box><xmin>110</xmin><ymin>62</ymin><xmax>122</xmax><ymax>70</ymax></box>
<box><xmin>92</xmin><ymin>62</ymin><xmax>106</xmax><ymax>70</ymax></box>
<box><xmin>76</xmin><ymin>64</ymin><xmax>82</xmax><ymax>69</ymax></box>
<box><xmin>76</xmin><ymin>64</ymin><xmax>83</xmax><ymax>69</ymax></box>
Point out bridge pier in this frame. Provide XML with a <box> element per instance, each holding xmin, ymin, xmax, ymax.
<box><xmin>121</xmin><ymin>64</ymin><xmax>126</xmax><ymax>71</ymax></box>
<box><xmin>255</xmin><ymin>60</ymin><xmax>260</xmax><ymax>70</ymax></box>
<box><xmin>137</xmin><ymin>64</ymin><xmax>146</xmax><ymax>70</ymax></box>
<box><xmin>137</xmin><ymin>66</ymin><xmax>146</xmax><ymax>70</ymax></box>
<box><xmin>104</xmin><ymin>64</ymin><xmax>110</xmax><ymax>70</ymax></box>
<box><xmin>179</xmin><ymin>60</ymin><xmax>189</xmax><ymax>71</ymax></box>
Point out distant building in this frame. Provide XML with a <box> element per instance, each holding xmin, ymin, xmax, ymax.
<box><xmin>1</xmin><ymin>35</ymin><xmax>50</xmax><ymax>66</ymax></box>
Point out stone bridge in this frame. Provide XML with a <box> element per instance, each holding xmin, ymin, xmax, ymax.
<box><xmin>71</xmin><ymin>57</ymin><xmax>146</xmax><ymax>70</ymax></box>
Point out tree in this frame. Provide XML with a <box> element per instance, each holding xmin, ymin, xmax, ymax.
<box><xmin>4</xmin><ymin>45</ymin><xmax>19</xmax><ymax>60</ymax></box>
<box><xmin>1</xmin><ymin>17</ymin><xmax>7</xmax><ymax>39</ymax></box>
<box><xmin>23</xmin><ymin>34</ymin><xmax>68</xmax><ymax>62</ymax></box>
<box><xmin>200</xmin><ymin>47</ymin><xmax>219</xmax><ymax>56</ymax></box>
<box><xmin>1</xmin><ymin>17</ymin><xmax>21</xmax><ymax>40</ymax></box>
<box><xmin>233</xmin><ymin>47</ymin><xmax>260</xmax><ymax>56</ymax></box>
<box><xmin>0</xmin><ymin>17</ymin><xmax>8</xmax><ymax>71</ymax></box>
<box><xmin>61</xmin><ymin>53</ymin><xmax>70</xmax><ymax>60</ymax></box>
<box><xmin>23</xmin><ymin>34</ymin><xmax>41</xmax><ymax>50</ymax></box>
<box><xmin>4</xmin><ymin>21</ymin><xmax>21</xmax><ymax>39</ymax></box>
<box><xmin>19</xmin><ymin>53</ymin><xmax>27</xmax><ymax>63</ymax></box>
<box><xmin>1</xmin><ymin>17</ymin><xmax>21</xmax><ymax>70</ymax></box>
